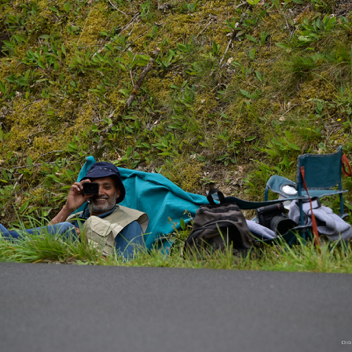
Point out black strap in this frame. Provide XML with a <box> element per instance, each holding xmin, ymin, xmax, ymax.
<box><xmin>207</xmin><ymin>188</ymin><xmax>225</xmax><ymax>204</ymax></box>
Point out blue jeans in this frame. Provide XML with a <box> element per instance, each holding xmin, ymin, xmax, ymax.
<box><xmin>0</xmin><ymin>221</ymin><xmax>144</xmax><ymax>259</ymax></box>
<box><xmin>115</xmin><ymin>221</ymin><xmax>145</xmax><ymax>258</ymax></box>
<box><xmin>0</xmin><ymin>222</ymin><xmax>77</xmax><ymax>240</ymax></box>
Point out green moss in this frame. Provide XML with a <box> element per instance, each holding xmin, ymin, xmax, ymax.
<box><xmin>144</xmin><ymin>77</ymin><xmax>172</xmax><ymax>104</ymax></box>
<box><xmin>161</xmin><ymin>154</ymin><xmax>204</xmax><ymax>193</ymax></box>
<box><xmin>76</xmin><ymin>5</ymin><xmax>110</xmax><ymax>46</ymax></box>
<box><xmin>0</xmin><ymin>58</ymin><xmax>21</xmax><ymax>81</ymax></box>
<box><xmin>194</xmin><ymin>92</ymin><xmax>219</xmax><ymax>119</ymax></box>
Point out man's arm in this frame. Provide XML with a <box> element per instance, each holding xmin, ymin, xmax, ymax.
<box><xmin>50</xmin><ymin>180</ymin><xmax>92</xmax><ymax>225</ymax></box>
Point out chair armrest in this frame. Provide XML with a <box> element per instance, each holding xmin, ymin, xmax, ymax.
<box><xmin>292</xmin><ymin>224</ymin><xmax>311</xmax><ymax>231</ymax></box>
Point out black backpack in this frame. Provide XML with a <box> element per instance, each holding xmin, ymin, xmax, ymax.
<box><xmin>184</xmin><ymin>190</ymin><xmax>257</xmax><ymax>258</ymax></box>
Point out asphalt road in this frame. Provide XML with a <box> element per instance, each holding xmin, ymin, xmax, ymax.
<box><xmin>0</xmin><ymin>262</ymin><xmax>351</xmax><ymax>352</ymax></box>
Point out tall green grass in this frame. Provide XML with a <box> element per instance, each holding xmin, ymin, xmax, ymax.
<box><xmin>1</xmin><ymin>228</ymin><xmax>351</xmax><ymax>273</ymax></box>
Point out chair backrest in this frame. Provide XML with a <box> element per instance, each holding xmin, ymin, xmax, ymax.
<box><xmin>296</xmin><ymin>146</ymin><xmax>343</xmax><ymax>193</ymax></box>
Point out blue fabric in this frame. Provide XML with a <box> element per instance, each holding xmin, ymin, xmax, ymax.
<box><xmin>0</xmin><ymin>222</ymin><xmax>78</xmax><ymax>240</ymax></box>
<box><xmin>115</xmin><ymin>221</ymin><xmax>145</xmax><ymax>258</ymax></box>
<box><xmin>118</xmin><ymin>168</ymin><xmax>208</xmax><ymax>250</ymax></box>
<box><xmin>296</xmin><ymin>146</ymin><xmax>343</xmax><ymax>189</ymax></box>
<box><xmin>77</xmin><ymin>156</ymin><xmax>96</xmax><ymax>182</ymax></box>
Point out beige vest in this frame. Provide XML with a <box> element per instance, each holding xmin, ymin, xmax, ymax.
<box><xmin>68</xmin><ymin>206</ymin><xmax>149</xmax><ymax>256</ymax></box>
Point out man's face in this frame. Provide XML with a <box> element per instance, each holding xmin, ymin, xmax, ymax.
<box><xmin>89</xmin><ymin>176</ymin><xmax>120</xmax><ymax>215</ymax></box>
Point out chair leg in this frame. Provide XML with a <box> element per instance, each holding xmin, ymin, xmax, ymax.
<box><xmin>339</xmin><ymin>193</ymin><xmax>345</xmax><ymax>216</ymax></box>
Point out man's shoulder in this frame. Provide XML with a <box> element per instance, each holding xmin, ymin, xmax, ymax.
<box><xmin>109</xmin><ymin>205</ymin><xmax>149</xmax><ymax>232</ymax></box>
<box><xmin>110</xmin><ymin>205</ymin><xmax>145</xmax><ymax>219</ymax></box>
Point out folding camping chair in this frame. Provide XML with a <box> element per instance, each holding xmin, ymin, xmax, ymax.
<box><xmin>264</xmin><ymin>146</ymin><xmax>351</xmax><ymax>242</ymax></box>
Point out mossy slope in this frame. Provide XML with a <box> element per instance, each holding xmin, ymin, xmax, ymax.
<box><xmin>1</xmin><ymin>0</ymin><xmax>352</xmax><ymax>226</ymax></box>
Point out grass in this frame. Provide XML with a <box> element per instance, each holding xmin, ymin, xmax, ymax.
<box><xmin>1</xmin><ymin>226</ymin><xmax>351</xmax><ymax>273</ymax></box>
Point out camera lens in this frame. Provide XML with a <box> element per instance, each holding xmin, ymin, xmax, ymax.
<box><xmin>83</xmin><ymin>182</ymin><xmax>99</xmax><ymax>195</ymax></box>
<box><xmin>270</xmin><ymin>216</ymin><xmax>297</xmax><ymax>236</ymax></box>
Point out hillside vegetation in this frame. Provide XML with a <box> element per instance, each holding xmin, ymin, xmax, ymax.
<box><xmin>1</xmin><ymin>0</ymin><xmax>352</xmax><ymax>228</ymax></box>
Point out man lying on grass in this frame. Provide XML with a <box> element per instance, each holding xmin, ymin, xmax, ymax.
<box><xmin>0</xmin><ymin>162</ymin><xmax>149</xmax><ymax>258</ymax></box>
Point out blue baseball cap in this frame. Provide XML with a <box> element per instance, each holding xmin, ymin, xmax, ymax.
<box><xmin>82</xmin><ymin>162</ymin><xmax>126</xmax><ymax>203</ymax></box>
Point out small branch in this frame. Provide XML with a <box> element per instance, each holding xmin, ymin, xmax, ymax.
<box><xmin>119</xmin><ymin>13</ymin><xmax>140</xmax><ymax>34</ymax></box>
<box><xmin>235</xmin><ymin>1</ymin><xmax>248</xmax><ymax>9</ymax></box>
<box><xmin>108</xmin><ymin>0</ymin><xmax>128</xmax><ymax>16</ymax></box>
<box><xmin>195</xmin><ymin>18</ymin><xmax>215</xmax><ymax>39</ymax></box>
<box><xmin>130</xmin><ymin>70</ymin><xmax>135</xmax><ymax>87</ymax></box>
<box><xmin>125</xmin><ymin>47</ymin><xmax>160</xmax><ymax>108</ymax></box>
<box><xmin>219</xmin><ymin>35</ymin><xmax>235</xmax><ymax>67</ymax></box>
<box><xmin>0</xmin><ymin>161</ymin><xmax>56</xmax><ymax>172</ymax></box>
<box><xmin>0</xmin><ymin>151</ymin><xmax>63</xmax><ymax>175</ymax></box>
<box><xmin>282</xmin><ymin>104</ymin><xmax>298</xmax><ymax>116</ymax></box>
<box><xmin>35</xmin><ymin>150</ymin><xmax>64</xmax><ymax>161</ymax></box>
<box><xmin>219</xmin><ymin>11</ymin><xmax>247</xmax><ymax>67</ymax></box>
<box><xmin>13</xmin><ymin>174</ymin><xmax>23</xmax><ymax>189</ymax></box>
<box><xmin>96</xmin><ymin>121</ymin><xmax>113</xmax><ymax>151</ymax></box>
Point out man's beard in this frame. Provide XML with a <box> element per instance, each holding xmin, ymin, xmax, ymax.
<box><xmin>90</xmin><ymin>193</ymin><xmax>117</xmax><ymax>215</ymax></box>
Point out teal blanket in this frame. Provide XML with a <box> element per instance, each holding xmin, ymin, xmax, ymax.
<box><xmin>76</xmin><ymin>156</ymin><xmax>208</xmax><ymax>250</ymax></box>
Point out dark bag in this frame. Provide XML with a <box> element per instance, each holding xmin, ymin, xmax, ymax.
<box><xmin>184</xmin><ymin>190</ymin><xmax>257</xmax><ymax>258</ymax></box>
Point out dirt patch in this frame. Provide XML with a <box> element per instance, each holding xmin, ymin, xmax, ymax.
<box><xmin>334</xmin><ymin>0</ymin><xmax>352</xmax><ymax>16</ymax></box>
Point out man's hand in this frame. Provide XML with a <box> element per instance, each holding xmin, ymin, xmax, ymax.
<box><xmin>65</xmin><ymin>180</ymin><xmax>93</xmax><ymax>213</ymax></box>
<box><xmin>50</xmin><ymin>180</ymin><xmax>93</xmax><ymax>225</ymax></box>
